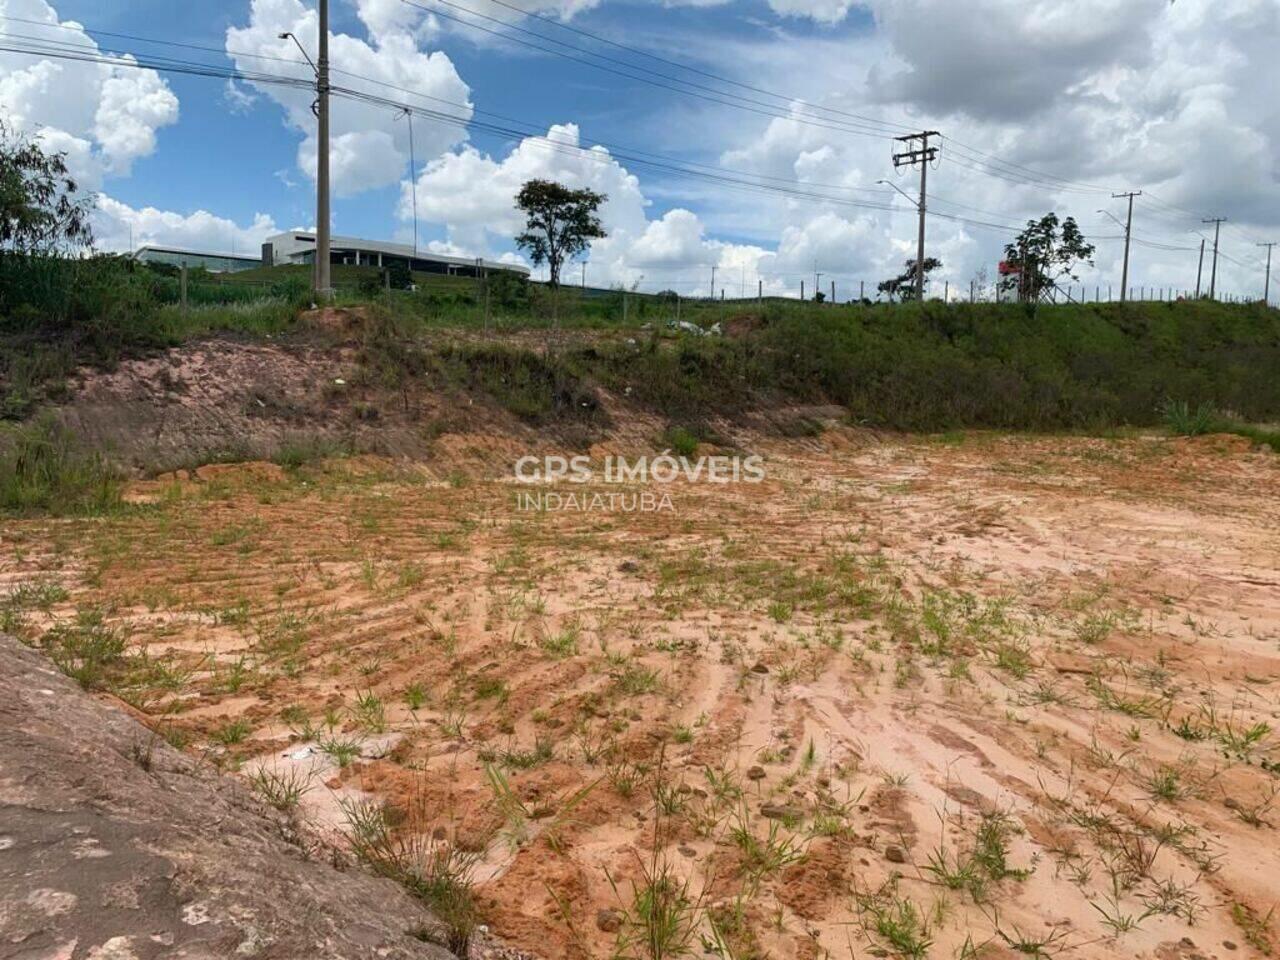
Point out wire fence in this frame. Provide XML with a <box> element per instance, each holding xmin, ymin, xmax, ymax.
<box><xmin>172</xmin><ymin>266</ymin><xmax>1270</xmax><ymax>310</ymax></box>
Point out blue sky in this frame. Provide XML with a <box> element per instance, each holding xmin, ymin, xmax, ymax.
<box><xmin>3</xmin><ymin>0</ymin><xmax>1276</xmax><ymax>299</ymax></box>
<box><xmin>43</xmin><ymin>0</ymin><xmax>874</xmax><ymax>252</ymax></box>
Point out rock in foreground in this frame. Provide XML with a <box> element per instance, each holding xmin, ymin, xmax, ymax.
<box><xmin>0</xmin><ymin>634</ymin><xmax>455</xmax><ymax>960</ymax></box>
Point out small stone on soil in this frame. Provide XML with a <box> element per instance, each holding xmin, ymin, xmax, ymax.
<box><xmin>596</xmin><ymin>909</ymin><xmax>623</xmax><ymax>933</ymax></box>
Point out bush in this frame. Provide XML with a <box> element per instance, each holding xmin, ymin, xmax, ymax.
<box><xmin>1161</xmin><ymin>399</ymin><xmax>1217</xmax><ymax>436</ymax></box>
<box><xmin>487</xmin><ymin>269</ymin><xmax>529</xmax><ymax>309</ymax></box>
<box><xmin>434</xmin><ymin>344</ymin><xmax>601</xmax><ymax>423</ymax></box>
<box><xmin>664</xmin><ymin>426</ymin><xmax>700</xmax><ymax>456</ymax></box>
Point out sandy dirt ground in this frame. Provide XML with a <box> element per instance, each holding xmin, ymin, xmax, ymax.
<box><xmin>2</xmin><ymin>428</ymin><xmax>1278</xmax><ymax>960</ymax></box>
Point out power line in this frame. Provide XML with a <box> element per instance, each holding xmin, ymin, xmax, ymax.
<box><xmin>4</xmin><ymin>11</ymin><xmax>1232</xmax><ymax>246</ymax></box>
<box><xmin>407</xmin><ymin>0</ymin><xmax>1145</xmax><ymax>205</ymax></box>
<box><xmin>399</xmin><ymin>0</ymin><xmax>903</xmax><ymax>142</ymax></box>
<box><xmin>4</xmin><ymin>20</ymin><xmax>1265</xmax><ymax>287</ymax></box>
<box><xmin>441</xmin><ymin>0</ymin><xmax>920</xmax><ymax>137</ymax></box>
<box><xmin>0</xmin><ymin>13</ymin><xmax>313</xmax><ymax>71</ymax></box>
<box><xmin>0</xmin><ymin>35</ymin><xmax>1032</xmax><ymax>236</ymax></box>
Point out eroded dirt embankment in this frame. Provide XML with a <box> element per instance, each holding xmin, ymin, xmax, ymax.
<box><xmin>51</xmin><ymin>313</ymin><xmax>839</xmax><ymax>475</ymax></box>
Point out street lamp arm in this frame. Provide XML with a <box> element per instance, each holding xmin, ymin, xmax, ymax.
<box><xmin>279</xmin><ymin>32</ymin><xmax>318</xmax><ymax>75</ymax></box>
<box><xmin>876</xmin><ymin>179</ymin><xmax>920</xmax><ymax>209</ymax></box>
<box><xmin>1096</xmin><ymin>210</ymin><xmax>1127</xmax><ymax>231</ymax></box>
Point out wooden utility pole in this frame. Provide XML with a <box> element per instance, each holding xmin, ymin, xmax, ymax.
<box><xmin>1018</xmin><ymin>239</ymin><xmax>1028</xmax><ymax>303</ymax></box>
<box><xmin>892</xmin><ymin>131</ymin><xmax>939</xmax><ymax>302</ymax></box>
<box><xmin>1202</xmin><ymin>217</ymin><xmax>1226</xmax><ymax>300</ymax></box>
<box><xmin>1258</xmin><ymin>242</ymin><xmax>1275</xmax><ymax>304</ymax></box>
<box><xmin>1195</xmin><ymin>238</ymin><xmax>1205</xmax><ymax>298</ymax></box>
<box><xmin>1112</xmin><ymin>191</ymin><xmax>1140</xmax><ymax>303</ymax></box>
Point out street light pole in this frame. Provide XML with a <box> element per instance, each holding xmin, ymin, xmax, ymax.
<box><xmin>1111</xmin><ymin>192</ymin><xmax>1140</xmax><ymax>303</ymax></box>
<box><xmin>316</xmin><ymin>0</ymin><xmax>331</xmax><ymax>298</ymax></box>
<box><xmin>396</xmin><ymin>107</ymin><xmax>419</xmax><ymax>261</ymax></box>
<box><xmin>1258</xmin><ymin>242</ymin><xmax>1275</xmax><ymax>304</ymax></box>
<box><xmin>280</xmin><ymin>18</ymin><xmax>330</xmax><ymax>298</ymax></box>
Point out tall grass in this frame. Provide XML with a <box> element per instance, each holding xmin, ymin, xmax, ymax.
<box><xmin>1161</xmin><ymin>399</ymin><xmax>1217</xmax><ymax>436</ymax></box>
<box><xmin>1</xmin><ymin>254</ymin><xmax>309</xmax><ymax>417</ymax></box>
<box><xmin>0</xmin><ymin>417</ymin><xmax>122</xmax><ymax>515</ymax></box>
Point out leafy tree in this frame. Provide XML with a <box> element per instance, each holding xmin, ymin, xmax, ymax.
<box><xmin>1000</xmin><ymin>213</ymin><xmax>1094</xmax><ymax>302</ymax></box>
<box><xmin>514</xmin><ymin>179</ymin><xmax>606</xmax><ymax>289</ymax></box>
<box><xmin>0</xmin><ymin>122</ymin><xmax>94</xmax><ymax>253</ymax></box>
<box><xmin>878</xmin><ymin>257</ymin><xmax>941</xmax><ymax>302</ymax></box>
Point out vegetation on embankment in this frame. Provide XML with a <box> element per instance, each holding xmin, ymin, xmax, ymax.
<box><xmin>364</xmin><ymin>297</ymin><xmax>1280</xmax><ymax>431</ymax></box>
<box><xmin>2</xmin><ymin>254</ymin><xmax>1278</xmax><ymax>515</ymax></box>
<box><xmin>5</xmin><ymin>251</ymin><xmax>1276</xmax><ymax>429</ymax></box>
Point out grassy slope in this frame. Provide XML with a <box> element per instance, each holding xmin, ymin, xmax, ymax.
<box><xmin>418</xmin><ymin>298</ymin><xmax>1280</xmax><ymax>430</ymax></box>
<box><xmin>2</xmin><ymin>293</ymin><xmax>1277</xmax><ymax>514</ymax></box>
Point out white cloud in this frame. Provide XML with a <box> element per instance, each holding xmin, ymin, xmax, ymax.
<box><xmin>407</xmin><ymin>123</ymin><xmax>648</xmax><ymax>258</ymax></box>
<box><xmin>93</xmin><ymin>195</ymin><xmax>278</xmax><ymax>256</ymax></box>
<box><xmin>681</xmin><ymin>0</ymin><xmax>1280</xmax><ymax>299</ymax></box>
<box><xmin>223</xmin><ymin>79</ymin><xmax>259</xmax><ymax>115</ymax></box>
<box><xmin>764</xmin><ymin>0</ymin><xmax>857</xmax><ymax>25</ymax></box>
<box><xmin>225</xmin><ymin>0</ymin><xmax>472</xmax><ymax>197</ymax></box>
<box><xmin>0</xmin><ymin>0</ymin><xmax>179</xmax><ymax>186</ymax></box>
<box><xmin>404</xmin><ymin>122</ymin><xmax>875</xmax><ymax>297</ymax></box>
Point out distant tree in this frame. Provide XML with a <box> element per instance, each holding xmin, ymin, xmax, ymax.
<box><xmin>878</xmin><ymin>257</ymin><xmax>941</xmax><ymax>302</ymax></box>
<box><xmin>813</xmin><ymin>290</ymin><xmax>826</xmax><ymax>303</ymax></box>
<box><xmin>970</xmin><ymin>264</ymin><xmax>991</xmax><ymax>302</ymax></box>
<box><xmin>1000</xmin><ymin>213</ymin><xmax>1094</xmax><ymax>302</ymax></box>
<box><xmin>514</xmin><ymin>179</ymin><xmax>606</xmax><ymax>289</ymax></box>
<box><xmin>0</xmin><ymin>122</ymin><xmax>94</xmax><ymax>254</ymax></box>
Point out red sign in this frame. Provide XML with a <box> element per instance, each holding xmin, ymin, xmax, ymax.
<box><xmin>998</xmin><ymin>260</ymin><xmax>1021</xmax><ymax>276</ymax></box>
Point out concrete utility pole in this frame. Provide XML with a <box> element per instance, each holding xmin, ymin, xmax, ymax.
<box><xmin>891</xmin><ymin>131</ymin><xmax>940</xmax><ymax>302</ymax></box>
<box><xmin>1195</xmin><ymin>238</ymin><xmax>1205</xmax><ymax>298</ymax></box>
<box><xmin>286</xmin><ymin>8</ymin><xmax>331</xmax><ymax>296</ymax></box>
<box><xmin>1258</xmin><ymin>242</ymin><xmax>1275</xmax><ymax>304</ymax></box>
<box><xmin>316</xmin><ymin>0</ymin><xmax>332</xmax><ymax>297</ymax></box>
<box><xmin>397</xmin><ymin>107</ymin><xmax>418</xmax><ymax>260</ymax></box>
<box><xmin>1112</xmin><ymin>191</ymin><xmax>1140</xmax><ymax>303</ymax></box>
<box><xmin>814</xmin><ymin>263</ymin><xmax>822</xmax><ymax>302</ymax></box>
<box><xmin>1203</xmin><ymin>218</ymin><xmax>1226</xmax><ymax>300</ymax></box>
<box><xmin>709</xmin><ymin>265</ymin><xmax>716</xmax><ymax>301</ymax></box>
